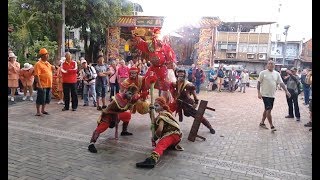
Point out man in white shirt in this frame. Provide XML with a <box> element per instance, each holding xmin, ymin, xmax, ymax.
<box><xmin>257</xmin><ymin>60</ymin><xmax>291</xmax><ymax>131</ymax></box>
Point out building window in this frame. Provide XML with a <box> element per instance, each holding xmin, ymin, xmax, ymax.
<box><xmin>226</xmin><ymin>53</ymin><xmax>236</xmax><ymax>58</ymax></box>
<box><xmin>227</xmin><ymin>43</ymin><xmax>237</xmax><ymax>51</ymax></box>
<box><xmin>238</xmin><ymin>43</ymin><xmax>247</xmax><ymax>52</ymax></box>
<box><xmin>218</xmin><ymin>43</ymin><xmax>227</xmax><ymax>50</ymax></box>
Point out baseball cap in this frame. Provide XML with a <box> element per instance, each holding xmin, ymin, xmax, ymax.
<box><xmin>80</xmin><ymin>59</ymin><xmax>87</xmax><ymax>64</ymax></box>
<box><xmin>39</xmin><ymin>48</ymin><xmax>48</xmax><ymax>55</ymax></box>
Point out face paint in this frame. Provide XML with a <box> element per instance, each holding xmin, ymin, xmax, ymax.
<box><xmin>129</xmin><ymin>72</ymin><xmax>138</xmax><ymax>79</ymax></box>
<box><xmin>125</xmin><ymin>91</ymin><xmax>133</xmax><ymax>99</ymax></box>
<box><xmin>177</xmin><ymin>76</ymin><xmax>184</xmax><ymax>81</ymax></box>
<box><xmin>154</xmin><ymin>103</ymin><xmax>163</xmax><ymax>112</ymax></box>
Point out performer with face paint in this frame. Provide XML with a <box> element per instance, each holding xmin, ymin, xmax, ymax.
<box><xmin>88</xmin><ymin>84</ymin><xmax>140</xmax><ymax>153</ymax></box>
<box><xmin>170</xmin><ymin>68</ymin><xmax>215</xmax><ymax>134</ymax></box>
<box><xmin>136</xmin><ymin>97</ymin><xmax>183</xmax><ymax>168</ymax></box>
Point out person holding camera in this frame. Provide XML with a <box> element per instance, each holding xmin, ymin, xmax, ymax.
<box><xmin>283</xmin><ymin>67</ymin><xmax>302</xmax><ymax>121</ymax></box>
<box><xmin>79</xmin><ymin>58</ymin><xmax>97</xmax><ymax>107</ymax></box>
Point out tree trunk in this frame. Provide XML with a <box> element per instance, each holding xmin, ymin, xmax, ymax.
<box><xmin>88</xmin><ymin>39</ymin><xmax>94</xmax><ymax>63</ymax></box>
<box><xmin>56</xmin><ymin>22</ymin><xmax>62</xmax><ymax>65</ymax></box>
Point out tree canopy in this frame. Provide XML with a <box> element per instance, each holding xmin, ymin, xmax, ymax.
<box><xmin>8</xmin><ymin>0</ymin><xmax>133</xmax><ymax>64</ymax></box>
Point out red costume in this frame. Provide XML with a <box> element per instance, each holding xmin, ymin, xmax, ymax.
<box><xmin>88</xmin><ymin>85</ymin><xmax>140</xmax><ymax>153</ymax></box>
<box><xmin>136</xmin><ymin>97</ymin><xmax>183</xmax><ymax>168</ymax></box>
<box><xmin>133</xmin><ymin>28</ymin><xmax>176</xmax><ymax>91</ymax></box>
<box><xmin>169</xmin><ymin>69</ymin><xmax>215</xmax><ymax>134</ymax></box>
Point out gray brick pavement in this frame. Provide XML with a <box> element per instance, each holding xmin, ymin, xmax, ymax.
<box><xmin>9</xmin><ymin>87</ymin><xmax>312</xmax><ymax>179</ymax></box>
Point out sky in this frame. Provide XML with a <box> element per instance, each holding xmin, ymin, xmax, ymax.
<box><xmin>131</xmin><ymin>0</ymin><xmax>312</xmax><ymax>42</ymax></box>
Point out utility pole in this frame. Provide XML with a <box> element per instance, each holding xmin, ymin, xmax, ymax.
<box><xmin>282</xmin><ymin>25</ymin><xmax>290</xmax><ymax>66</ymax></box>
<box><xmin>61</xmin><ymin>0</ymin><xmax>65</xmax><ymax>58</ymax></box>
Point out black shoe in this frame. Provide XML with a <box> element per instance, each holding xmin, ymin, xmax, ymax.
<box><xmin>296</xmin><ymin>117</ymin><xmax>300</xmax><ymax>121</ymax></box>
<box><xmin>309</xmin><ymin>128</ymin><xmax>312</xmax><ymax>131</ymax></box>
<box><xmin>97</xmin><ymin>106</ymin><xmax>102</xmax><ymax>111</ymax></box>
<box><xmin>88</xmin><ymin>144</ymin><xmax>97</xmax><ymax>153</ymax></box>
<box><xmin>93</xmin><ymin>103</ymin><xmax>97</xmax><ymax>107</ymax></box>
<box><xmin>62</xmin><ymin>107</ymin><xmax>69</xmax><ymax>111</ymax></box>
<box><xmin>271</xmin><ymin>126</ymin><xmax>277</xmax><ymax>132</ymax></box>
<box><xmin>83</xmin><ymin>104</ymin><xmax>89</xmax><ymax>106</ymax></box>
<box><xmin>136</xmin><ymin>157</ymin><xmax>156</xmax><ymax>168</ymax></box>
<box><xmin>209</xmin><ymin>128</ymin><xmax>215</xmax><ymax>134</ymax></box>
<box><xmin>102</xmin><ymin>105</ymin><xmax>107</xmax><ymax>109</ymax></box>
<box><xmin>121</xmin><ymin>131</ymin><xmax>133</xmax><ymax>136</ymax></box>
<box><xmin>304</xmin><ymin>122</ymin><xmax>312</xmax><ymax>127</ymax></box>
<box><xmin>259</xmin><ymin>123</ymin><xmax>268</xmax><ymax>129</ymax></box>
<box><xmin>285</xmin><ymin>115</ymin><xmax>294</xmax><ymax>118</ymax></box>
<box><xmin>72</xmin><ymin>109</ymin><xmax>77</xmax><ymax>111</ymax></box>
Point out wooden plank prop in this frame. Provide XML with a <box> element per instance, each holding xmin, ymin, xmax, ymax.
<box><xmin>187</xmin><ymin>100</ymin><xmax>215</xmax><ymax>142</ymax></box>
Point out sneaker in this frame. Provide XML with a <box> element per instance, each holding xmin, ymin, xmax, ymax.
<box><xmin>88</xmin><ymin>144</ymin><xmax>97</xmax><ymax>153</ymax></box>
<box><xmin>259</xmin><ymin>123</ymin><xmax>268</xmax><ymax>129</ymax></box>
<box><xmin>304</xmin><ymin>122</ymin><xmax>312</xmax><ymax>127</ymax></box>
<box><xmin>296</xmin><ymin>117</ymin><xmax>300</xmax><ymax>121</ymax></box>
<box><xmin>57</xmin><ymin>100</ymin><xmax>64</xmax><ymax>105</ymax></box>
<box><xmin>29</xmin><ymin>97</ymin><xmax>33</xmax><ymax>101</ymax></box>
<box><xmin>62</xmin><ymin>107</ymin><xmax>69</xmax><ymax>111</ymax></box>
<box><xmin>10</xmin><ymin>97</ymin><xmax>14</xmax><ymax>102</ymax></box>
<box><xmin>285</xmin><ymin>115</ymin><xmax>294</xmax><ymax>118</ymax></box>
<box><xmin>22</xmin><ymin>96</ymin><xmax>27</xmax><ymax>101</ymax></box>
<box><xmin>271</xmin><ymin>126</ymin><xmax>277</xmax><ymax>132</ymax></box>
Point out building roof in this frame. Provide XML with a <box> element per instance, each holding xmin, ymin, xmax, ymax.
<box><xmin>214</xmin><ymin>59</ymin><xmax>267</xmax><ymax>63</ymax></box>
<box><xmin>218</xmin><ymin>21</ymin><xmax>275</xmax><ymax>32</ymax></box>
<box><xmin>115</xmin><ymin>16</ymin><xmax>164</xmax><ymax>27</ymax></box>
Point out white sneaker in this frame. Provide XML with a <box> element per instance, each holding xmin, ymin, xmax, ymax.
<box><xmin>22</xmin><ymin>96</ymin><xmax>27</xmax><ymax>101</ymax></box>
<box><xmin>29</xmin><ymin>97</ymin><xmax>33</xmax><ymax>101</ymax></box>
<box><xmin>10</xmin><ymin>97</ymin><xmax>14</xmax><ymax>102</ymax></box>
<box><xmin>57</xmin><ymin>100</ymin><xmax>64</xmax><ymax>104</ymax></box>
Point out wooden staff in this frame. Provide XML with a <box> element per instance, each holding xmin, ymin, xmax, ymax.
<box><xmin>150</xmin><ymin>82</ymin><xmax>156</xmax><ymax>147</ymax></box>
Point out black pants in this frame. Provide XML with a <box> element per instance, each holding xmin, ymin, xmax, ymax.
<box><xmin>286</xmin><ymin>89</ymin><xmax>300</xmax><ymax>118</ymax></box>
<box><xmin>109</xmin><ymin>82</ymin><xmax>119</xmax><ymax>99</ymax></box>
<box><xmin>63</xmin><ymin>83</ymin><xmax>78</xmax><ymax>110</ymax></box>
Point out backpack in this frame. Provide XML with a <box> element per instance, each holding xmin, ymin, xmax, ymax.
<box><xmin>217</xmin><ymin>69</ymin><xmax>224</xmax><ymax>78</ymax></box>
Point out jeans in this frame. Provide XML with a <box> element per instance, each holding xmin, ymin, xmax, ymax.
<box><xmin>229</xmin><ymin>80</ymin><xmax>236</xmax><ymax>91</ymax></box>
<box><xmin>83</xmin><ymin>84</ymin><xmax>96</xmax><ymax>105</ymax></box>
<box><xmin>239</xmin><ymin>83</ymin><xmax>246</xmax><ymax>92</ymax></box>
<box><xmin>195</xmin><ymin>82</ymin><xmax>201</xmax><ymax>94</ymax></box>
<box><xmin>63</xmin><ymin>83</ymin><xmax>78</xmax><ymax>110</ymax></box>
<box><xmin>286</xmin><ymin>89</ymin><xmax>300</xmax><ymax>118</ymax></box>
<box><xmin>303</xmin><ymin>86</ymin><xmax>310</xmax><ymax>104</ymax></box>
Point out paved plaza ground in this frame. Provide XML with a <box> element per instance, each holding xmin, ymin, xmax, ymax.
<box><xmin>8</xmin><ymin>86</ymin><xmax>312</xmax><ymax>180</ymax></box>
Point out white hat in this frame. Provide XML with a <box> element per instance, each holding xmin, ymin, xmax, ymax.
<box><xmin>22</xmin><ymin>63</ymin><xmax>33</xmax><ymax>70</ymax></box>
<box><xmin>80</xmin><ymin>59</ymin><xmax>87</xmax><ymax>64</ymax></box>
<box><xmin>8</xmin><ymin>52</ymin><xmax>17</xmax><ymax>58</ymax></box>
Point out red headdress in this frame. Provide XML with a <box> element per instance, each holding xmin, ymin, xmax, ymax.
<box><xmin>129</xmin><ymin>67</ymin><xmax>140</xmax><ymax>73</ymax></box>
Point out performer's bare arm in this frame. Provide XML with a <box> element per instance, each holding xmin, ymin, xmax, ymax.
<box><xmin>155</xmin><ymin>120</ymin><xmax>164</xmax><ymax>138</ymax></box>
